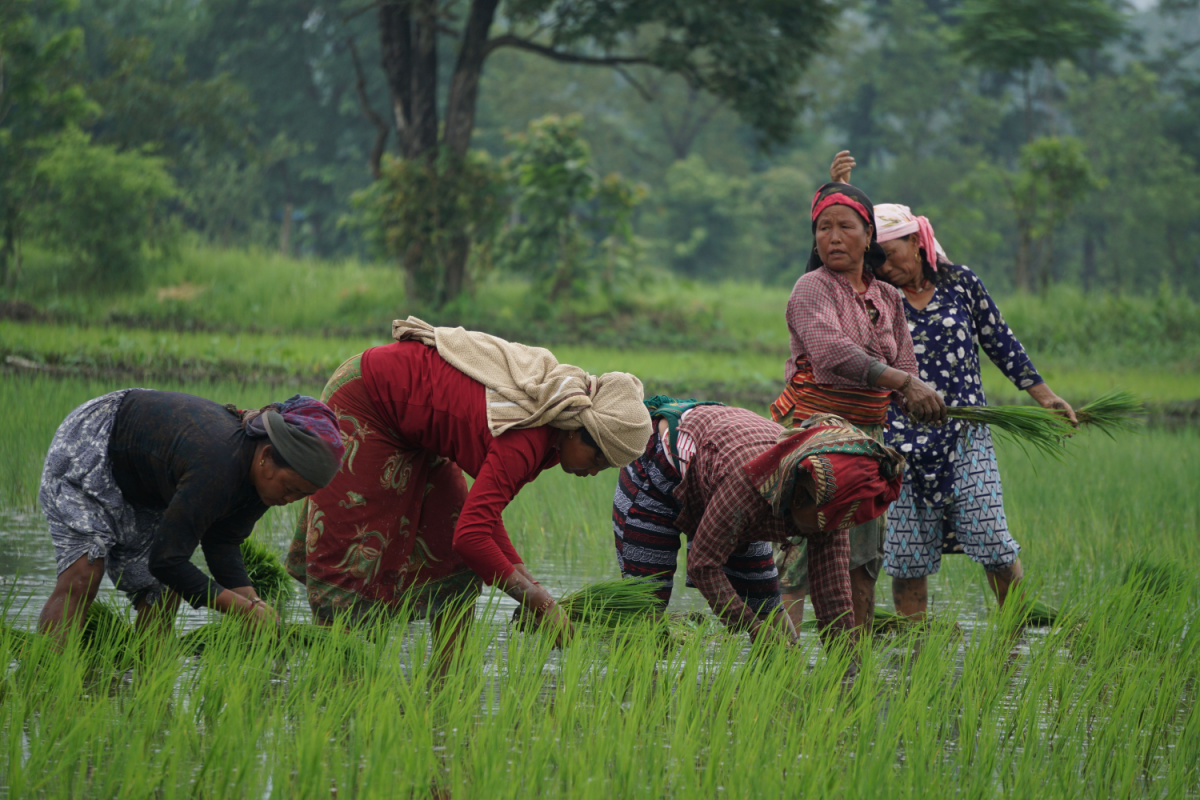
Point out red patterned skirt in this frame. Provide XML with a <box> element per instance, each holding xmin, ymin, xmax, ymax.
<box><xmin>286</xmin><ymin>353</ymin><xmax>479</xmax><ymax>623</ymax></box>
<box><xmin>770</xmin><ymin>355</ymin><xmax>892</xmax><ymax>428</ymax></box>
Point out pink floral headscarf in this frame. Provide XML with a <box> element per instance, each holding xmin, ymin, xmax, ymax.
<box><xmin>873</xmin><ymin>203</ymin><xmax>949</xmax><ymax>271</ymax></box>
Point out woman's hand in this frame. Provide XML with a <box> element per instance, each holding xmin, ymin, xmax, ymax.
<box><xmin>536</xmin><ymin>600</ymin><xmax>576</xmax><ymax>648</ymax></box>
<box><xmin>500</xmin><ymin>568</ymin><xmax>575</xmax><ymax>647</ymax></box>
<box><xmin>830</xmin><ymin>150</ymin><xmax>856</xmax><ymax>184</ymax></box>
<box><xmin>902</xmin><ymin>376</ymin><xmax>947</xmax><ymax>424</ymax></box>
<box><xmin>1027</xmin><ymin>383</ymin><xmax>1078</xmax><ymax>426</ymax></box>
<box><xmin>216</xmin><ymin>588</ymin><xmax>280</xmax><ymax>635</ymax></box>
<box><xmin>244</xmin><ymin>599</ymin><xmax>280</xmax><ymax>633</ymax></box>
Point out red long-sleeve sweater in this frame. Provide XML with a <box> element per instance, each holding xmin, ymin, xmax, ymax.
<box><xmin>361</xmin><ymin>341</ymin><xmax>560</xmax><ymax>584</ymax></box>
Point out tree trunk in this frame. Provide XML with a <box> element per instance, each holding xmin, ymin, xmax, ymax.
<box><xmin>280</xmin><ymin>202</ymin><xmax>294</xmax><ymax>256</ymax></box>
<box><xmin>1</xmin><ymin>207</ymin><xmax>18</xmax><ymax>289</ymax></box>
<box><xmin>437</xmin><ymin>0</ymin><xmax>500</xmax><ymax>303</ymax></box>
<box><xmin>1081</xmin><ymin>230</ymin><xmax>1095</xmax><ymax>292</ymax></box>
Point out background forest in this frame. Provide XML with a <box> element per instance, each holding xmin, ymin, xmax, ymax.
<box><xmin>3</xmin><ymin>0</ymin><xmax>1199</xmax><ymax>331</ymax></box>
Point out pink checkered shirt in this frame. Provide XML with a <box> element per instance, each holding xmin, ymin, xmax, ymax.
<box><xmin>783</xmin><ymin>267</ymin><xmax>918</xmax><ymax>386</ymax></box>
<box><xmin>674</xmin><ymin>406</ymin><xmax>853</xmax><ymax>640</ymax></box>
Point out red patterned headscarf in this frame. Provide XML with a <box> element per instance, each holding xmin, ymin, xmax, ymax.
<box><xmin>237</xmin><ymin>395</ymin><xmax>345</xmax><ymax>487</ymax></box>
<box><xmin>745</xmin><ymin>414</ymin><xmax>904</xmax><ymax>532</ymax></box>
<box><xmin>806</xmin><ymin>182</ymin><xmax>887</xmax><ymax>274</ymax></box>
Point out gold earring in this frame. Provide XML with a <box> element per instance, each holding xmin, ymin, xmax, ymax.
<box><xmin>259</xmin><ymin>459</ymin><xmax>265</xmax><ymax>467</ymax></box>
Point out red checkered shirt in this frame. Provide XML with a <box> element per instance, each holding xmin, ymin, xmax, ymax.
<box><xmin>674</xmin><ymin>406</ymin><xmax>853</xmax><ymax>640</ymax></box>
<box><xmin>784</xmin><ymin>267</ymin><xmax>918</xmax><ymax>386</ymax></box>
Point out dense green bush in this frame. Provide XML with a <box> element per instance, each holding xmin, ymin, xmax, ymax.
<box><xmin>25</xmin><ymin>126</ymin><xmax>179</xmax><ymax>289</ymax></box>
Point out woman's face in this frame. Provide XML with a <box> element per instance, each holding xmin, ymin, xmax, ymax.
<box><xmin>815</xmin><ymin>205</ymin><xmax>872</xmax><ymax>275</ymax></box>
<box><xmin>877</xmin><ymin>233</ymin><xmax>924</xmax><ymax>288</ymax></box>
<box><xmin>252</xmin><ymin>444</ymin><xmax>322</xmax><ymax>506</ymax></box>
<box><xmin>559</xmin><ymin>431</ymin><xmax>611</xmax><ymax>477</ymax></box>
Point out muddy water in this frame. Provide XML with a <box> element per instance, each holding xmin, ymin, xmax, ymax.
<box><xmin>0</xmin><ymin>507</ymin><xmax>720</xmax><ymax>634</ymax></box>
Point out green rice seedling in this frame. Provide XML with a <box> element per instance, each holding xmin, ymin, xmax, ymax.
<box><xmin>1121</xmin><ymin>557</ymin><xmax>1192</xmax><ymax>596</ymax></box>
<box><xmin>944</xmin><ymin>403</ymin><xmax>1075</xmax><ymax>458</ymax></box>
<box><xmin>1076</xmin><ymin>390</ymin><xmax>1145</xmax><ymax>436</ymax></box>
<box><xmin>239</xmin><ymin>535</ymin><xmax>293</xmax><ymax>609</ymax></box>
<box><xmin>556</xmin><ymin>577</ymin><xmax>663</xmax><ymax>628</ymax></box>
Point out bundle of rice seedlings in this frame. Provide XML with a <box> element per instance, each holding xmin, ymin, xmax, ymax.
<box><xmin>798</xmin><ymin>607</ymin><xmax>916</xmax><ymax>635</ymax></box>
<box><xmin>179</xmin><ymin>620</ymin><xmax>334</xmax><ymax>655</ymax></box>
<box><xmin>1017</xmin><ymin>599</ymin><xmax>1059</xmax><ymax>627</ymax></box>
<box><xmin>944</xmin><ymin>404</ymin><xmax>1074</xmax><ymax>459</ymax></box>
<box><xmin>1121</xmin><ymin>558</ymin><xmax>1191</xmax><ymax>597</ymax></box>
<box><xmin>82</xmin><ymin>599</ymin><xmax>134</xmax><ymax>649</ymax></box>
<box><xmin>556</xmin><ymin>578</ymin><xmax>663</xmax><ymax>628</ymax></box>
<box><xmin>240</xmin><ymin>536</ymin><xmax>293</xmax><ymax>608</ymax></box>
<box><xmin>1076</xmin><ymin>391</ymin><xmax>1144</xmax><ymax>437</ymax></box>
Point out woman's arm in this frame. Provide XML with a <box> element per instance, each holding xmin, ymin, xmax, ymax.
<box><xmin>789</xmin><ymin>277</ymin><xmax>882</xmax><ymax>385</ymax></box>
<box><xmin>687</xmin><ymin>475</ymin><xmax>796</xmax><ymax>644</ymax></box>
<box><xmin>874</xmin><ymin>366</ymin><xmax>947</xmax><ymax>423</ymax></box>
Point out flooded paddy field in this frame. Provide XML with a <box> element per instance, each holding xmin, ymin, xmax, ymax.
<box><xmin>1</xmin><ymin>373</ymin><xmax>1197</xmax><ymax>797</ymax></box>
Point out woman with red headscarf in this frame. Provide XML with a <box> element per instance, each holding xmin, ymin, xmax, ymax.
<box><xmin>829</xmin><ymin>151</ymin><xmax>1076</xmax><ymax>620</ymax></box>
<box><xmin>770</xmin><ymin>181</ymin><xmax>946</xmax><ymax>633</ymax></box>
<box><xmin>674</xmin><ymin>406</ymin><xmax>905</xmax><ymax>647</ymax></box>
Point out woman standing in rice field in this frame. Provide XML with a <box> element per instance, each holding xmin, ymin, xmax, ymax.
<box><xmin>38</xmin><ymin>391</ymin><xmax>343</xmax><ymax>645</ymax></box>
<box><xmin>828</xmin><ymin>151</ymin><xmax>1077</xmax><ymax>619</ymax></box>
<box><xmin>287</xmin><ymin>317</ymin><xmax>652</xmax><ymax>655</ymax></box>
<box><xmin>771</xmin><ymin>181</ymin><xmax>946</xmax><ymax>633</ymax></box>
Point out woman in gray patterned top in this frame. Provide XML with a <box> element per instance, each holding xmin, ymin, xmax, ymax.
<box><xmin>37</xmin><ymin>389</ymin><xmax>343</xmax><ymax>645</ymax></box>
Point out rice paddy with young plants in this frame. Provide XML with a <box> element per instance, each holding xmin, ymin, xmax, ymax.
<box><xmin>0</xmin><ymin>369</ymin><xmax>1197</xmax><ymax>796</ymax></box>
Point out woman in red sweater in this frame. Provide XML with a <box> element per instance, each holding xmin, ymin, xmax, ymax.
<box><xmin>287</xmin><ymin>318</ymin><xmax>652</xmax><ymax>655</ymax></box>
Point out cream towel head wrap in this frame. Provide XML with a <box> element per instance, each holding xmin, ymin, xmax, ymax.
<box><xmin>392</xmin><ymin>317</ymin><xmax>652</xmax><ymax>467</ymax></box>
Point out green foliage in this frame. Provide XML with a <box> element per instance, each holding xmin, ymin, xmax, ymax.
<box><xmin>504</xmin><ymin>0</ymin><xmax>838</xmax><ymax>147</ymax></box>
<box><xmin>954</xmin><ymin>0</ymin><xmax>1126</xmax><ymax>75</ymax></box>
<box><xmin>348</xmin><ymin>148</ymin><xmax>507</xmax><ymax>305</ymax></box>
<box><xmin>495</xmin><ymin>114</ymin><xmax>645</xmax><ymax>302</ymax></box>
<box><xmin>0</xmin><ymin>0</ymin><xmax>95</xmax><ymax>284</ymax></box>
<box><xmin>25</xmin><ymin>125</ymin><xmax>180</xmax><ymax>289</ymax></box>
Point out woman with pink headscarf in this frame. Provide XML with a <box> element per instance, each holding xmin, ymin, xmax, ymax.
<box><xmin>830</xmin><ymin>151</ymin><xmax>1076</xmax><ymax>619</ymax></box>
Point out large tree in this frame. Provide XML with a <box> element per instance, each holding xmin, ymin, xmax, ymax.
<box><xmin>369</xmin><ymin>0</ymin><xmax>837</xmax><ymax>305</ymax></box>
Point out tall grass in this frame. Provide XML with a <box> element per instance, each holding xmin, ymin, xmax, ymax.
<box><xmin>2</xmin><ymin>569</ymin><xmax>1196</xmax><ymax>797</ymax></box>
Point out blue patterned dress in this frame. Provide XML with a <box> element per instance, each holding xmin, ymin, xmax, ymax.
<box><xmin>883</xmin><ymin>263</ymin><xmax>1043</xmax><ymax>578</ymax></box>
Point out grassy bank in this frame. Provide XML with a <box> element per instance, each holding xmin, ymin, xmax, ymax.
<box><xmin>5</xmin><ymin>242</ymin><xmax>1200</xmax><ymax>365</ymax></box>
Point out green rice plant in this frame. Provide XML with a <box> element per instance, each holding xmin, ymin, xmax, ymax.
<box><xmin>239</xmin><ymin>535</ymin><xmax>293</xmax><ymax>608</ymax></box>
<box><xmin>556</xmin><ymin>577</ymin><xmax>663</xmax><ymax>628</ymax></box>
<box><xmin>1121</xmin><ymin>557</ymin><xmax>1192</xmax><ymax>597</ymax></box>
<box><xmin>945</xmin><ymin>403</ymin><xmax>1075</xmax><ymax>458</ymax></box>
<box><xmin>1076</xmin><ymin>390</ymin><xmax>1145</xmax><ymax>436</ymax></box>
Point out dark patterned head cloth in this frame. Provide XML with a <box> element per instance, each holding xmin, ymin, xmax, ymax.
<box><xmin>745</xmin><ymin>413</ymin><xmax>904</xmax><ymax>532</ymax></box>
<box><xmin>238</xmin><ymin>395</ymin><xmax>345</xmax><ymax>487</ymax></box>
<box><xmin>806</xmin><ymin>181</ymin><xmax>888</xmax><ymax>274</ymax></box>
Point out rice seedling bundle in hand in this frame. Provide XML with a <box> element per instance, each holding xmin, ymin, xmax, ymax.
<box><xmin>556</xmin><ymin>578</ymin><xmax>663</xmax><ymax>628</ymax></box>
<box><xmin>240</xmin><ymin>536</ymin><xmax>293</xmax><ymax>608</ymax></box>
<box><xmin>1076</xmin><ymin>391</ymin><xmax>1144</xmax><ymax>437</ymax></box>
<box><xmin>943</xmin><ymin>404</ymin><xmax>1074</xmax><ymax>459</ymax></box>
<box><xmin>943</xmin><ymin>391</ymin><xmax>1142</xmax><ymax>460</ymax></box>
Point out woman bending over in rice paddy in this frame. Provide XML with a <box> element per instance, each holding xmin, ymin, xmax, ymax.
<box><xmin>617</xmin><ymin>403</ymin><xmax>904</xmax><ymax>648</ymax></box>
<box><xmin>38</xmin><ymin>390</ymin><xmax>343</xmax><ymax>645</ymax></box>
<box><xmin>287</xmin><ymin>317</ymin><xmax>652</xmax><ymax>655</ymax></box>
<box><xmin>771</xmin><ymin>180</ymin><xmax>946</xmax><ymax>633</ymax></box>
<box><xmin>613</xmin><ymin>396</ymin><xmax>783</xmax><ymax>619</ymax></box>
<box><xmin>830</xmin><ymin>151</ymin><xmax>1077</xmax><ymax>620</ymax></box>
